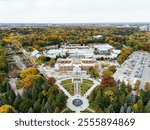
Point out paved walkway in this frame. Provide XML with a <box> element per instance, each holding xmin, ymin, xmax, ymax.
<box><xmin>55</xmin><ymin>79</ymin><xmax>72</xmax><ymax>98</ymax></box>
<box><xmin>83</xmin><ymin>78</ymin><xmax>100</xmax><ymax>98</ymax></box>
<box><xmin>55</xmin><ymin>77</ymin><xmax>100</xmax><ymax>113</ymax></box>
<box><xmin>67</xmin><ymin>95</ymin><xmax>89</xmax><ymax>113</ymax></box>
<box><xmin>9</xmin><ymin>78</ymin><xmax>23</xmax><ymax>95</ymax></box>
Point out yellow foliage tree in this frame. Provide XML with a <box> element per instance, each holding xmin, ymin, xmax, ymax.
<box><xmin>20</xmin><ymin>67</ymin><xmax>38</xmax><ymax>79</ymax></box>
<box><xmin>0</xmin><ymin>105</ymin><xmax>16</xmax><ymax>113</ymax></box>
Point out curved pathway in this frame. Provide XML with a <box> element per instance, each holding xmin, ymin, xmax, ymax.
<box><xmin>55</xmin><ymin>79</ymin><xmax>72</xmax><ymax>98</ymax></box>
<box><xmin>55</xmin><ymin>77</ymin><xmax>100</xmax><ymax>113</ymax></box>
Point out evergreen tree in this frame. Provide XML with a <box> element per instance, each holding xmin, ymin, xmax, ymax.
<box><xmin>143</xmin><ymin>90</ymin><xmax>150</xmax><ymax>105</ymax></box>
<box><xmin>145</xmin><ymin>101</ymin><xmax>150</xmax><ymax>112</ymax></box>
<box><xmin>89</xmin><ymin>89</ymin><xmax>96</xmax><ymax>103</ymax></box>
<box><xmin>13</xmin><ymin>94</ymin><xmax>22</xmax><ymax>109</ymax></box>
<box><xmin>119</xmin><ymin>94</ymin><xmax>126</xmax><ymax>106</ymax></box>
<box><xmin>126</xmin><ymin>106</ymin><xmax>131</xmax><ymax>113</ymax></box>
<box><xmin>120</xmin><ymin>106</ymin><xmax>125</xmax><ymax>113</ymax></box>
<box><xmin>137</xmin><ymin>99</ymin><xmax>144</xmax><ymax>113</ymax></box>
<box><xmin>54</xmin><ymin>107</ymin><xmax>60</xmax><ymax>113</ymax></box>
<box><xmin>31</xmin><ymin>84</ymin><xmax>39</xmax><ymax>101</ymax></box>
<box><xmin>56</xmin><ymin>91</ymin><xmax>66</xmax><ymax>108</ymax></box>
<box><xmin>6</xmin><ymin>83</ymin><xmax>11</xmax><ymax>91</ymax></box>
<box><xmin>106</xmin><ymin>104</ymin><xmax>114</xmax><ymax>113</ymax></box>
<box><xmin>19</xmin><ymin>99</ymin><xmax>32</xmax><ymax>113</ymax></box>
<box><xmin>22</xmin><ymin>88</ymin><xmax>32</xmax><ymax>99</ymax></box>
<box><xmin>94</xmin><ymin>91</ymin><xmax>105</xmax><ymax>109</ymax></box>
<box><xmin>33</xmin><ymin>100</ymin><xmax>42</xmax><ymax>113</ymax></box>
<box><xmin>51</xmin><ymin>101</ymin><xmax>56</xmax><ymax>112</ymax></box>
<box><xmin>8</xmin><ymin>89</ymin><xmax>16</xmax><ymax>105</ymax></box>
<box><xmin>28</xmin><ymin>107</ymin><xmax>33</xmax><ymax>113</ymax></box>
<box><xmin>44</xmin><ymin>102</ymin><xmax>51</xmax><ymax>113</ymax></box>
<box><xmin>48</xmin><ymin>93</ymin><xmax>55</xmax><ymax>105</ymax></box>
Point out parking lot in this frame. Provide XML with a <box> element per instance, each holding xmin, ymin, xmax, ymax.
<box><xmin>113</xmin><ymin>51</ymin><xmax>150</xmax><ymax>89</ymax></box>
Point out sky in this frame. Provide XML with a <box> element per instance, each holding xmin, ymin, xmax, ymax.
<box><xmin>0</xmin><ymin>0</ymin><xmax>150</xmax><ymax>23</ymax></box>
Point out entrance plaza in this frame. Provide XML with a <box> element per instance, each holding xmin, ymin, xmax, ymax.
<box><xmin>56</xmin><ymin>71</ymin><xmax>100</xmax><ymax>113</ymax></box>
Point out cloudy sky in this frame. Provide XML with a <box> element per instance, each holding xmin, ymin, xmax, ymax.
<box><xmin>0</xmin><ymin>0</ymin><xmax>150</xmax><ymax>23</ymax></box>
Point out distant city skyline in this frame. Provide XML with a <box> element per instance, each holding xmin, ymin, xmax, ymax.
<box><xmin>0</xmin><ymin>0</ymin><xmax>150</xmax><ymax>23</ymax></box>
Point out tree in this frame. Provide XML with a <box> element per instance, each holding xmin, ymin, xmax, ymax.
<box><xmin>22</xmin><ymin>88</ymin><xmax>32</xmax><ymax>99</ymax></box>
<box><xmin>6</xmin><ymin>83</ymin><xmax>11</xmax><ymax>91</ymax></box>
<box><xmin>48</xmin><ymin>77</ymin><xmax>56</xmax><ymax>85</ymax></box>
<box><xmin>54</xmin><ymin>107</ymin><xmax>60</xmax><ymax>113</ymax></box>
<box><xmin>102</xmin><ymin>69</ymin><xmax>113</xmax><ymax>76</ymax></box>
<box><xmin>126</xmin><ymin>106</ymin><xmax>131</xmax><ymax>113</ymax></box>
<box><xmin>106</xmin><ymin>104</ymin><xmax>114</xmax><ymax>113</ymax></box>
<box><xmin>48</xmin><ymin>93</ymin><xmax>55</xmax><ymax>105</ymax></box>
<box><xmin>19</xmin><ymin>99</ymin><xmax>32</xmax><ymax>113</ymax></box>
<box><xmin>38</xmin><ymin>56</ymin><xmax>46</xmax><ymax>64</ymax></box>
<box><xmin>28</xmin><ymin>107</ymin><xmax>33</xmax><ymax>113</ymax></box>
<box><xmin>13</xmin><ymin>94</ymin><xmax>22</xmax><ymax>109</ymax></box>
<box><xmin>55</xmin><ymin>91</ymin><xmax>66</xmax><ymax>108</ymax></box>
<box><xmin>0</xmin><ymin>71</ymin><xmax>7</xmax><ymax>93</ymax></box>
<box><xmin>144</xmin><ymin>82</ymin><xmax>150</xmax><ymax>90</ymax></box>
<box><xmin>143</xmin><ymin>90</ymin><xmax>150</xmax><ymax>105</ymax></box>
<box><xmin>33</xmin><ymin>100</ymin><xmax>41</xmax><ymax>113</ymax></box>
<box><xmin>104</xmin><ymin>90</ymin><xmax>115</xmax><ymax>104</ymax></box>
<box><xmin>108</xmin><ymin>65</ymin><xmax>116</xmax><ymax>73</ymax></box>
<box><xmin>132</xmin><ymin>99</ymin><xmax>144</xmax><ymax>113</ymax></box>
<box><xmin>20</xmin><ymin>67</ymin><xmax>38</xmax><ymax>79</ymax></box>
<box><xmin>120</xmin><ymin>106</ymin><xmax>125</xmax><ymax>113</ymax></box>
<box><xmin>10</xmin><ymin>68</ymin><xmax>18</xmax><ymax>78</ymax></box>
<box><xmin>8</xmin><ymin>89</ymin><xmax>16</xmax><ymax>105</ymax></box>
<box><xmin>49</xmin><ymin>58</ymin><xmax>55</xmax><ymax>67</ymax></box>
<box><xmin>137</xmin><ymin>99</ymin><xmax>144</xmax><ymax>113</ymax></box>
<box><xmin>134</xmin><ymin>80</ymin><xmax>141</xmax><ymax>91</ymax></box>
<box><xmin>119</xmin><ymin>94</ymin><xmax>126</xmax><ymax>106</ymax></box>
<box><xmin>94</xmin><ymin>91</ymin><xmax>105</xmax><ymax>109</ymax></box>
<box><xmin>0</xmin><ymin>104</ymin><xmax>16</xmax><ymax>113</ymax></box>
<box><xmin>101</xmin><ymin>76</ymin><xmax>116</xmax><ymax>88</ymax></box>
<box><xmin>51</xmin><ymin>101</ymin><xmax>56</xmax><ymax>112</ymax></box>
<box><xmin>145</xmin><ymin>101</ymin><xmax>150</xmax><ymax>112</ymax></box>
<box><xmin>31</xmin><ymin>84</ymin><xmax>39</xmax><ymax>100</ymax></box>
<box><xmin>89</xmin><ymin>88</ymin><xmax>96</xmax><ymax>103</ymax></box>
<box><xmin>43</xmin><ymin>102</ymin><xmax>51</xmax><ymax>113</ymax></box>
<box><xmin>90</xmin><ymin>67</ymin><xmax>99</xmax><ymax>78</ymax></box>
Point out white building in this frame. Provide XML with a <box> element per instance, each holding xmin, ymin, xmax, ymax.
<box><xmin>94</xmin><ymin>44</ymin><xmax>114</xmax><ymax>55</ymax></box>
<box><xmin>31</xmin><ymin>50</ymin><xmax>42</xmax><ymax>58</ymax></box>
<box><xmin>93</xmin><ymin>35</ymin><xmax>104</xmax><ymax>39</ymax></box>
<box><xmin>43</xmin><ymin>49</ymin><xmax>68</xmax><ymax>58</ymax></box>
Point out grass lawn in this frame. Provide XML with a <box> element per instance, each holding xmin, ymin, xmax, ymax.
<box><xmin>60</xmin><ymin>79</ymin><xmax>94</xmax><ymax>96</ymax></box>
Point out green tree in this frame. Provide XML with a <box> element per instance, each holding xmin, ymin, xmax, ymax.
<box><xmin>8</xmin><ymin>89</ymin><xmax>16</xmax><ymax>105</ymax></box>
<box><xmin>144</xmin><ymin>82</ymin><xmax>150</xmax><ymax>90</ymax></box>
<box><xmin>54</xmin><ymin>107</ymin><xmax>60</xmax><ymax>113</ymax></box>
<box><xmin>19</xmin><ymin>99</ymin><xmax>32</xmax><ymax>113</ymax></box>
<box><xmin>90</xmin><ymin>68</ymin><xmax>99</xmax><ymax>78</ymax></box>
<box><xmin>28</xmin><ymin>107</ymin><xmax>33</xmax><ymax>113</ymax></box>
<box><xmin>143</xmin><ymin>90</ymin><xmax>150</xmax><ymax>105</ymax></box>
<box><xmin>49</xmin><ymin>58</ymin><xmax>55</xmax><ymax>67</ymax></box>
<box><xmin>13</xmin><ymin>94</ymin><xmax>22</xmax><ymax>110</ymax></box>
<box><xmin>56</xmin><ymin>91</ymin><xmax>66</xmax><ymax>108</ymax></box>
<box><xmin>108</xmin><ymin>65</ymin><xmax>116</xmax><ymax>73</ymax></box>
<box><xmin>134</xmin><ymin>80</ymin><xmax>141</xmax><ymax>91</ymax></box>
<box><xmin>38</xmin><ymin>56</ymin><xmax>46</xmax><ymax>64</ymax></box>
<box><xmin>145</xmin><ymin>101</ymin><xmax>150</xmax><ymax>112</ymax></box>
<box><xmin>33</xmin><ymin>100</ymin><xmax>41</xmax><ymax>113</ymax></box>
<box><xmin>102</xmin><ymin>69</ymin><xmax>113</xmax><ymax>76</ymax></box>
<box><xmin>43</xmin><ymin>101</ymin><xmax>51</xmax><ymax>113</ymax></box>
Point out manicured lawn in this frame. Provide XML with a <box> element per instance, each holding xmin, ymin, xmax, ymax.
<box><xmin>60</xmin><ymin>79</ymin><xmax>94</xmax><ymax>96</ymax></box>
<box><xmin>61</xmin><ymin>79</ymin><xmax>74</xmax><ymax>95</ymax></box>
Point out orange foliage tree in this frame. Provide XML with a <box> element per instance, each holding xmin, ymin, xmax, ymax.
<box><xmin>48</xmin><ymin>77</ymin><xmax>56</xmax><ymax>85</ymax></box>
<box><xmin>101</xmin><ymin>76</ymin><xmax>116</xmax><ymax>88</ymax></box>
